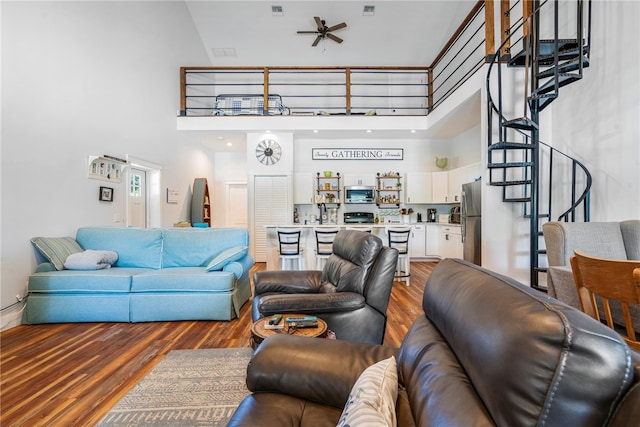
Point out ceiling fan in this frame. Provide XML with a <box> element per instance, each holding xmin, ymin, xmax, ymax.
<box><xmin>297</xmin><ymin>16</ymin><xmax>347</xmax><ymax>47</ymax></box>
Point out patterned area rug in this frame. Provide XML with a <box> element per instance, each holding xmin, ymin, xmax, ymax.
<box><xmin>97</xmin><ymin>347</ymin><xmax>253</xmax><ymax>426</ymax></box>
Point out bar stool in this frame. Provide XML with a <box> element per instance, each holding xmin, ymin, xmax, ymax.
<box><xmin>314</xmin><ymin>227</ymin><xmax>340</xmax><ymax>269</ymax></box>
<box><xmin>277</xmin><ymin>228</ymin><xmax>304</xmax><ymax>270</ymax></box>
<box><xmin>386</xmin><ymin>226</ymin><xmax>411</xmax><ymax>285</ymax></box>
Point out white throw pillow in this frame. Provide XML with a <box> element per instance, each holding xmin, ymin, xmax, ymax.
<box><xmin>337</xmin><ymin>356</ymin><xmax>398</xmax><ymax>427</ymax></box>
<box><xmin>206</xmin><ymin>246</ymin><xmax>248</xmax><ymax>271</ymax></box>
<box><xmin>64</xmin><ymin>250</ymin><xmax>118</xmax><ymax>270</ymax></box>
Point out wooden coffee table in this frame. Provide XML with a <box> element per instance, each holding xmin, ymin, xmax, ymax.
<box><xmin>251</xmin><ymin>314</ymin><xmax>328</xmax><ymax>350</ymax></box>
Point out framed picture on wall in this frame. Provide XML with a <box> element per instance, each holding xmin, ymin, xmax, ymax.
<box><xmin>99</xmin><ymin>186</ymin><xmax>114</xmax><ymax>202</ymax></box>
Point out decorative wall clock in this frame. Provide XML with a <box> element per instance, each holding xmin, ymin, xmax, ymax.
<box><xmin>255</xmin><ymin>139</ymin><xmax>282</xmax><ymax>165</ymax></box>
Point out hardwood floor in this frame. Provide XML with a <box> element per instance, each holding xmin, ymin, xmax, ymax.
<box><xmin>0</xmin><ymin>261</ymin><xmax>438</xmax><ymax>426</ymax></box>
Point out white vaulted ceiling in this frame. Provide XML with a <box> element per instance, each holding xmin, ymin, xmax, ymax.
<box><xmin>184</xmin><ymin>1</ymin><xmax>477</xmax><ymax>67</ymax></box>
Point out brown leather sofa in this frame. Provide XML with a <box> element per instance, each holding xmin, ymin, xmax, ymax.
<box><xmin>229</xmin><ymin>258</ymin><xmax>640</xmax><ymax>426</ymax></box>
<box><xmin>252</xmin><ymin>230</ymin><xmax>398</xmax><ymax>345</ymax></box>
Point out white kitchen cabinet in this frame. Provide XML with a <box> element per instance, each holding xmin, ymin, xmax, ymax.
<box><xmin>410</xmin><ymin>224</ymin><xmax>426</xmax><ymax>258</ymax></box>
<box><xmin>343</xmin><ymin>174</ymin><xmax>375</xmax><ymax>187</ymax></box>
<box><xmin>405</xmin><ymin>172</ymin><xmax>432</xmax><ymax>204</ymax></box>
<box><xmin>431</xmin><ymin>171</ymin><xmax>448</xmax><ymax>203</ymax></box>
<box><xmin>293</xmin><ymin>172</ymin><xmax>314</xmax><ymax>204</ymax></box>
<box><xmin>425</xmin><ymin>224</ymin><xmax>440</xmax><ymax>257</ymax></box>
<box><xmin>439</xmin><ymin>225</ymin><xmax>463</xmax><ymax>259</ymax></box>
<box><xmin>447</xmin><ymin>168</ymin><xmax>465</xmax><ymax>203</ymax></box>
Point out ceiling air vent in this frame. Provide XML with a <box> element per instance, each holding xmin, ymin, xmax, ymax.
<box><xmin>271</xmin><ymin>5</ymin><xmax>284</xmax><ymax>16</ymax></box>
<box><xmin>363</xmin><ymin>5</ymin><xmax>375</xmax><ymax>16</ymax></box>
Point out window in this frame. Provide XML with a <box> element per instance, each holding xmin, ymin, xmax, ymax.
<box><xmin>130</xmin><ymin>173</ymin><xmax>142</xmax><ymax>197</ymax></box>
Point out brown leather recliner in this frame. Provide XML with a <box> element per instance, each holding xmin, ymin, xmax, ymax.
<box><xmin>252</xmin><ymin>230</ymin><xmax>398</xmax><ymax>345</ymax></box>
<box><xmin>231</xmin><ymin>258</ymin><xmax>640</xmax><ymax>427</ymax></box>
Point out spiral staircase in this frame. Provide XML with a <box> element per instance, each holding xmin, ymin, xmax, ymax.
<box><xmin>486</xmin><ymin>0</ymin><xmax>593</xmax><ymax>290</ymax></box>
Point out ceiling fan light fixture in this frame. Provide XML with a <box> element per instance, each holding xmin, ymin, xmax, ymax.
<box><xmin>363</xmin><ymin>5</ymin><xmax>375</xmax><ymax>16</ymax></box>
<box><xmin>297</xmin><ymin>16</ymin><xmax>347</xmax><ymax>47</ymax></box>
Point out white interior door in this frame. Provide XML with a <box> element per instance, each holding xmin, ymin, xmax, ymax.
<box><xmin>226</xmin><ymin>182</ymin><xmax>248</xmax><ymax>227</ymax></box>
<box><xmin>128</xmin><ymin>167</ymin><xmax>147</xmax><ymax>228</ymax></box>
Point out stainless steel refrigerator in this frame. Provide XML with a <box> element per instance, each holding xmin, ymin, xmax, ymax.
<box><xmin>461</xmin><ymin>180</ymin><xmax>481</xmax><ymax>265</ymax></box>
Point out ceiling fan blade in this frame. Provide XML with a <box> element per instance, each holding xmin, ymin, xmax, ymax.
<box><xmin>312</xmin><ymin>35</ymin><xmax>322</xmax><ymax>47</ymax></box>
<box><xmin>327</xmin><ymin>33</ymin><xmax>343</xmax><ymax>44</ymax></box>
<box><xmin>314</xmin><ymin>16</ymin><xmax>323</xmax><ymax>31</ymax></box>
<box><xmin>297</xmin><ymin>31</ymin><xmax>318</xmax><ymax>34</ymax></box>
<box><xmin>327</xmin><ymin>22</ymin><xmax>347</xmax><ymax>32</ymax></box>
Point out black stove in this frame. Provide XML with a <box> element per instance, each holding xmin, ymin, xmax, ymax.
<box><xmin>343</xmin><ymin>212</ymin><xmax>375</xmax><ymax>224</ymax></box>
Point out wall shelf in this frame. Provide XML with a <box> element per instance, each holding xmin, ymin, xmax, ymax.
<box><xmin>315</xmin><ymin>172</ymin><xmax>341</xmax><ymax>206</ymax></box>
<box><xmin>376</xmin><ymin>173</ymin><xmax>402</xmax><ymax>208</ymax></box>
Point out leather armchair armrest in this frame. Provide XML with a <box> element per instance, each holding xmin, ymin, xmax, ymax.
<box><xmin>258</xmin><ymin>292</ymin><xmax>365</xmax><ymax>314</ymax></box>
<box><xmin>247</xmin><ymin>334</ymin><xmax>397</xmax><ymax>409</ymax></box>
<box><xmin>254</xmin><ymin>270</ymin><xmax>323</xmax><ymax>295</ymax></box>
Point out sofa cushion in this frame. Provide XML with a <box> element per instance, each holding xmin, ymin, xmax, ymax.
<box><xmin>337</xmin><ymin>356</ymin><xmax>398</xmax><ymax>427</ymax></box>
<box><xmin>31</xmin><ymin>236</ymin><xmax>84</xmax><ymax>271</ymax></box>
<box><xmin>76</xmin><ymin>227</ymin><xmax>162</xmax><ymax>269</ymax></box>
<box><xmin>206</xmin><ymin>246</ymin><xmax>248</xmax><ymax>271</ymax></box>
<box><xmin>131</xmin><ymin>267</ymin><xmax>235</xmax><ymax>292</ymax></box>
<box><xmin>162</xmin><ymin>228</ymin><xmax>250</xmax><ymax>268</ymax></box>
<box><xmin>28</xmin><ymin>267</ymin><xmax>146</xmax><ymax>292</ymax></box>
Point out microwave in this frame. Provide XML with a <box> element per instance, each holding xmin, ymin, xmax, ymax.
<box><xmin>345</xmin><ymin>186</ymin><xmax>375</xmax><ymax>204</ymax></box>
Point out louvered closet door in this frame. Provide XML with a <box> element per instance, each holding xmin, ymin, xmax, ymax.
<box><xmin>253</xmin><ymin>175</ymin><xmax>290</xmax><ymax>262</ymax></box>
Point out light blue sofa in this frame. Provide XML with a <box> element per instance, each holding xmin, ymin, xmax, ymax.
<box><xmin>25</xmin><ymin>227</ymin><xmax>254</xmax><ymax>324</ymax></box>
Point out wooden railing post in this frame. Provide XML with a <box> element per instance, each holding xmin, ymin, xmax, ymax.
<box><xmin>263</xmin><ymin>67</ymin><xmax>269</xmax><ymax>115</ymax></box>
<box><xmin>500</xmin><ymin>0</ymin><xmax>511</xmax><ymax>57</ymax></box>
<box><xmin>484</xmin><ymin>0</ymin><xmax>495</xmax><ymax>59</ymax></box>
<box><xmin>523</xmin><ymin>0</ymin><xmax>533</xmax><ymax>37</ymax></box>
<box><xmin>345</xmin><ymin>67</ymin><xmax>351</xmax><ymax>114</ymax></box>
<box><xmin>179</xmin><ymin>67</ymin><xmax>186</xmax><ymax>116</ymax></box>
<box><xmin>427</xmin><ymin>68</ymin><xmax>433</xmax><ymax>113</ymax></box>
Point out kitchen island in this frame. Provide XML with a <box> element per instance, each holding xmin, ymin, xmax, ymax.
<box><xmin>263</xmin><ymin>223</ymin><xmax>461</xmax><ymax>270</ymax></box>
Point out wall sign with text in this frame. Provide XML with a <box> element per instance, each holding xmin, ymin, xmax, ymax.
<box><xmin>312</xmin><ymin>148</ymin><xmax>403</xmax><ymax>161</ymax></box>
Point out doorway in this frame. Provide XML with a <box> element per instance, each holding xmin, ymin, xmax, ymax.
<box><xmin>126</xmin><ymin>156</ymin><xmax>162</xmax><ymax>228</ymax></box>
<box><xmin>128</xmin><ymin>167</ymin><xmax>147</xmax><ymax>228</ymax></box>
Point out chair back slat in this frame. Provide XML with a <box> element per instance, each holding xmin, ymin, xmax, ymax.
<box><xmin>277</xmin><ymin>229</ymin><xmax>302</xmax><ymax>255</ymax></box>
<box><xmin>570</xmin><ymin>250</ymin><xmax>640</xmax><ymax>350</ymax></box>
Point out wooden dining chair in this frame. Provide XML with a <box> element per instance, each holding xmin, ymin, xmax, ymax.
<box><xmin>570</xmin><ymin>249</ymin><xmax>640</xmax><ymax>350</ymax></box>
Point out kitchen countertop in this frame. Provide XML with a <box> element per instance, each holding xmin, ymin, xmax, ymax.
<box><xmin>263</xmin><ymin>222</ymin><xmax>461</xmax><ymax>228</ymax></box>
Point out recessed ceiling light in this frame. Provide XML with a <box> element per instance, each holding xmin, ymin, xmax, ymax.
<box><xmin>226</xmin><ymin>142</ymin><xmax>233</xmax><ymax>147</ymax></box>
<box><xmin>363</xmin><ymin>5</ymin><xmax>375</xmax><ymax>16</ymax></box>
<box><xmin>218</xmin><ymin>136</ymin><xmax>224</xmax><ymax>140</ymax></box>
<box><xmin>410</xmin><ymin>130</ymin><xmax>416</xmax><ymax>133</ymax></box>
<box><xmin>366</xmin><ymin>129</ymin><xmax>372</xmax><ymax>133</ymax></box>
<box><xmin>313</xmin><ymin>129</ymin><xmax>319</xmax><ymax>133</ymax></box>
<box><xmin>271</xmin><ymin>5</ymin><xmax>283</xmax><ymax>16</ymax></box>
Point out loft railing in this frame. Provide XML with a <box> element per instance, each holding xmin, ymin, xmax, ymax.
<box><xmin>179</xmin><ymin>66</ymin><xmax>430</xmax><ymax>116</ymax></box>
<box><xmin>179</xmin><ymin>1</ymin><xmax>501</xmax><ymax>117</ymax></box>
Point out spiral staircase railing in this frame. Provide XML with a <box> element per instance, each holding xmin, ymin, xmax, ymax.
<box><xmin>485</xmin><ymin>0</ymin><xmax>592</xmax><ymax>290</ymax></box>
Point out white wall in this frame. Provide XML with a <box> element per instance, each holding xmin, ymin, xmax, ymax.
<box><xmin>0</xmin><ymin>1</ymin><xmax>215</xmax><ymax>326</ymax></box>
<box><xmin>546</xmin><ymin>0</ymin><xmax>640</xmax><ymax>221</ymax></box>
